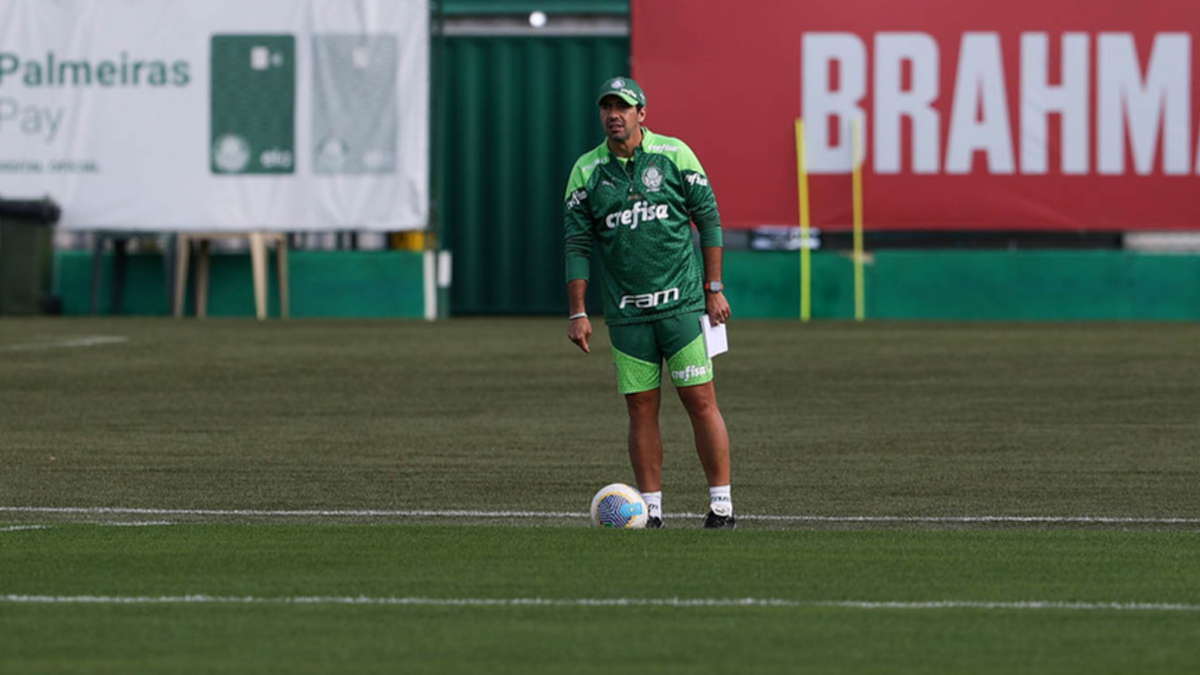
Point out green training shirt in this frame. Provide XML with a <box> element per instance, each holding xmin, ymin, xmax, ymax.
<box><xmin>563</xmin><ymin>128</ymin><xmax>723</xmax><ymax>325</ymax></box>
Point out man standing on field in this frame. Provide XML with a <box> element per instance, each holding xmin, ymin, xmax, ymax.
<box><xmin>563</xmin><ymin>76</ymin><xmax>735</xmax><ymax>529</ymax></box>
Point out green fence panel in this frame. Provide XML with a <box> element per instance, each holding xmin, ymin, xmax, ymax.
<box><xmin>51</xmin><ymin>248</ymin><xmax>1200</xmax><ymax>320</ymax></box>
<box><xmin>724</xmin><ymin>250</ymin><xmax>1200</xmax><ymax>321</ymax></box>
<box><xmin>442</xmin><ymin>0</ymin><xmax>628</xmax><ymax>15</ymax></box>
<box><xmin>56</xmin><ymin>250</ymin><xmax>424</xmax><ymax>318</ymax></box>
<box><xmin>439</xmin><ymin>35</ymin><xmax>628</xmax><ymax>315</ymax></box>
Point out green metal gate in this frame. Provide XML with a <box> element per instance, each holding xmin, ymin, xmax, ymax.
<box><xmin>436</xmin><ymin>34</ymin><xmax>629</xmax><ymax>315</ymax></box>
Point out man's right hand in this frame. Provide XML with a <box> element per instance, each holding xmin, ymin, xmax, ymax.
<box><xmin>568</xmin><ymin>316</ymin><xmax>592</xmax><ymax>353</ymax></box>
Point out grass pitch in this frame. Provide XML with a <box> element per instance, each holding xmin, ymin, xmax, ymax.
<box><xmin>2</xmin><ymin>318</ymin><xmax>1199</xmax><ymax>673</ymax></box>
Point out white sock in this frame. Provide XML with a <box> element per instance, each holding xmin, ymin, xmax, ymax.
<box><xmin>641</xmin><ymin>491</ymin><xmax>662</xmax><ymax>519</ymax></box>
<box><xmin>709</xmin><ymin>485</ymin><xmax>732</xmax><ymax>515</ymax></box>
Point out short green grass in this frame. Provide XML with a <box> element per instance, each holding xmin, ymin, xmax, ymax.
<box><xmin>2</xmin><ymin>318</ymin><xmax>1199</xmax><ymax>673</ymax></box>
<box><xmin>3</xmin><ymin>525</ymin><xmax>1200</xmax><ymax>674</ymax></box>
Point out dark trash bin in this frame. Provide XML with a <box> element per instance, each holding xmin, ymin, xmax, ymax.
<box><xmin>0</xmin><ymin>196</ymin><xmax>62</xmax><ymax>315</ymax></box>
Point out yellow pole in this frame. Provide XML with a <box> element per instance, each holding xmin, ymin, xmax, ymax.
<box><xmin>851</xmin><ymin>117</ymin><xmax>865</xmax><ymax>322</ymax></box>
<box><xmin>795</xmin><ymin>119</ymin><xmax>811</xmax><ymax>321</ymax></box>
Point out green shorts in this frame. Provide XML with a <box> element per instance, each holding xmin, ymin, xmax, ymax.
<box><xmin>608</xmin><ymin>311</ymin><xmax>714</xmax><ymax>394</ymax></box>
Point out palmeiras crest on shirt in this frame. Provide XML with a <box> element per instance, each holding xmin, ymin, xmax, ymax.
<box><xmin>641</xmin><ymin>165</ymin><xmax>664</xmax><ymax>192</ymax></box>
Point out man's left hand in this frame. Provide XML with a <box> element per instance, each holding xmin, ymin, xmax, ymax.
<box><xmin>706</xmin><ymin>292</ymin><xmax>731</xmax><ymax>325</ymax></box>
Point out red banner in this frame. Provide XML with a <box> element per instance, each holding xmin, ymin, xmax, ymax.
<box><xmin>632</xmin><ymin>0</ymin><xmax>1200</xmax><ymax>230</ymax></box>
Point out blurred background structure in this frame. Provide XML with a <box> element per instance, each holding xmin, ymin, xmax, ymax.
<box><xmin>1</xmin><ymin>0</ymin><xmax>1198</xmax><ymax>320</ymax></box>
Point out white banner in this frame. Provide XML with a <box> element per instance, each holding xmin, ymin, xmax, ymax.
<box><xmin>0</xmin><ymin>0</ymin><xmax>429</xmax><ymax>231</ymax></box>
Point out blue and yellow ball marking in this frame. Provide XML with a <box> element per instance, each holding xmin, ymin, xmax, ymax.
<box><xmin>594</xmin><ymin>491</ymin><xmax>644</xmax><ymax>528</ymax></box>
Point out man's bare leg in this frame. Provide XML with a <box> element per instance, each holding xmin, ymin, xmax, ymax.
<box><xmin>676</xmin><ymin>381</ymin><xmax>730</xmax><ymax>486</ymax></box>
<box><xmin>624</xmin><ymin>388</ymin><xmax>664</xmax><ymax>492</ymax></box>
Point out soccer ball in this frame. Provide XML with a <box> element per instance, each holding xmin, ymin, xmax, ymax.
<box><xmin>589</xmin><ymin>483</ymin><xmax>648</xmax><ymax>529</ymax></box>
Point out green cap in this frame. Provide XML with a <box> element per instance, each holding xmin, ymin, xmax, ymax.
<box><xmin>597</xmin><ymin>77</ymin><xmax>646</xmax><ymax>107</ymax></box>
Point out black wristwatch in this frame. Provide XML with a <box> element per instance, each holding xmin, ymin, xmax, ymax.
<box><xmin>706</xmin><ymin>281</ymin><xmax>724</xmax><ymax>293</ymax></box>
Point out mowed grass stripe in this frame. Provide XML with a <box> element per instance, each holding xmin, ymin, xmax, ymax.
<box><xmin>4</xmin><ymin>505</ymin><xmax>1200</xmax><ymax>526</ymax></box>
<box><xmin>5</xmin><ymin>595</ymin><xmax>1200</xmax><ymax>612</ymax></box>
<box><xmin>2</xmin><ymin>319</ymin><xmax>1199</xmax><ymax>521</ymax></box>
<box><xmin>4</xmin><ymin>522</ymin><xmax>1200</xmax><ymax>672</ymax></box>
<box><xmin>3</xmin><ymin>524</ymin><xmax>1199</xmax><ymax>604</ymax></box>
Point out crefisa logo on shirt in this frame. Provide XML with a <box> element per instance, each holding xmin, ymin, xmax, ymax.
<box><xmin>641</xmin><ymin>165</ymin><xmax>663</xmax><ymax>192</ymax></box>
<box><xmin>605</xmin><ymin>200</ymin><xmax>669</xmax><ymax>229</ymax></box>
<box><xmin>566</xmin><ymin>188</ymin><xmax>588</xmax><ymax>209</ymax></box>
<box><xmin>671</xmin><ymin>364</ymin><xmax>708</xmax><ymax>382</ymax></box>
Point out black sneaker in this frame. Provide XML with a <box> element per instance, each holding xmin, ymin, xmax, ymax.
<box><xmin>702</xmin><ymin>510</ymin><xmax>737</xmax><ymax>529</ymax></box>
<box><xmin>646</xmin><ymin>516</ymin><xmax>664</xmax><ymax>529</ymax></box>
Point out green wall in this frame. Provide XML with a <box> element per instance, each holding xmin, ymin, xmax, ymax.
<box><xmin>59</xmin><ymin>250</ymin><xmax>424</xmax><ymax>318</ymax></box>
<box><xmin>725</xmin><ymin>250</ymin><xmax>1200</xmax><ymax>321</ymax></box>
<box><xmin>54</xmin><ymin>249</ymin><xmax>1200</xmax><ymax>320</ymax></box>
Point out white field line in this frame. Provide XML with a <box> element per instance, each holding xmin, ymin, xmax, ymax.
<box><xmin>0</xmin><ymin>506</ymin><xmax>586</xmax><ymax>519</ymax></box>
<box><xmin>1</xmin><ymin>595</ymin><xmax>1198</xmax><ymax>612</ymax></box>
<box><xmin>1</xmin><ymin>506</ymin><xmax>1198</xmax><ymax>525</ymax></box>
<box><xmin>0</xmin><ymin>522</ymin><xmax>175</xmax><ymax>532</ymax></box>
<box><xmin>748</xmin><ymin>514</ymin><xmax>1200</xmax><ymax>525</ymax></box>
<box><xmin>0</xmin><ymin>336</ymin><xmax>129</xmax><ymax>351</ymax></box>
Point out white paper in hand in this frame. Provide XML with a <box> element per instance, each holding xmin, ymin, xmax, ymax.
<box><xmin>700</xmin><ymin>314</ymin><xmax>728</xmax><ymax>358</ymax></box>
